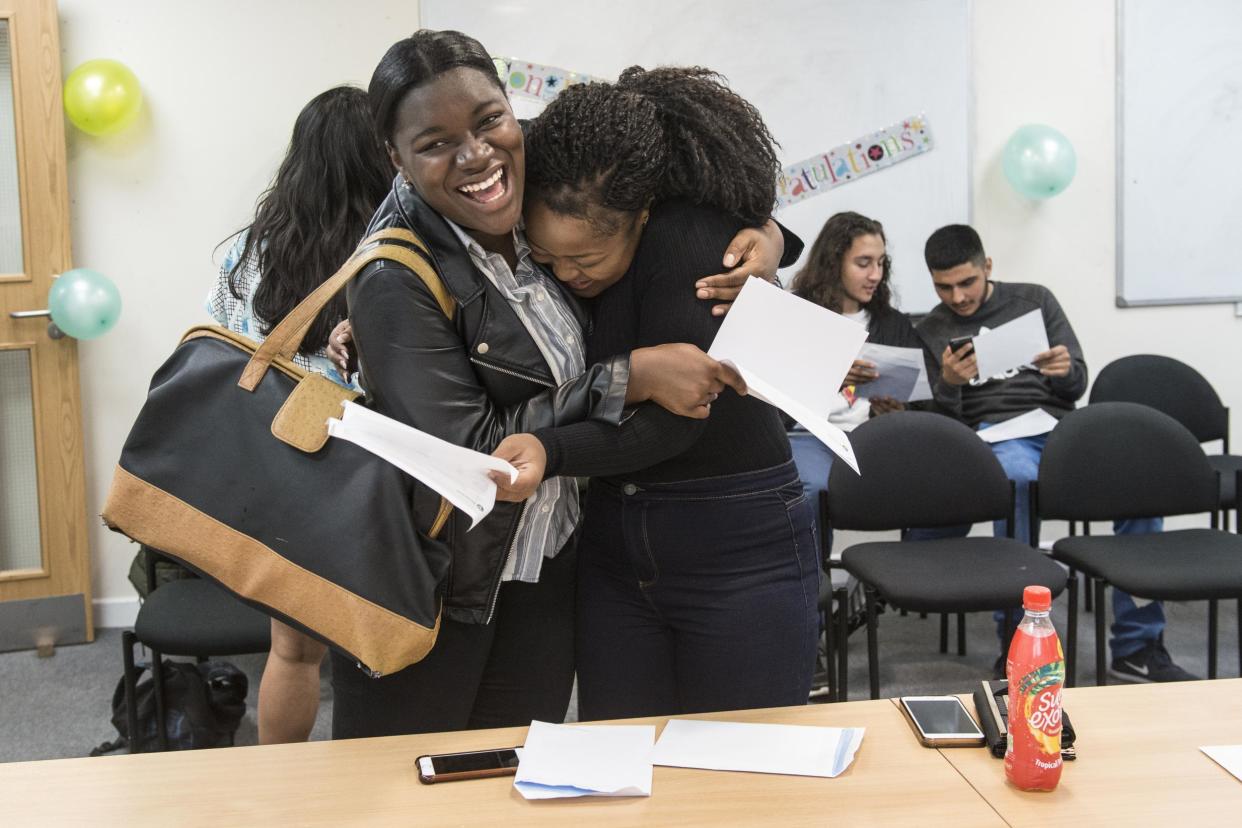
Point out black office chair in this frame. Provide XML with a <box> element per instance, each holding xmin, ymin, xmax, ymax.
<box><xmin>122</xmin><ymin>546</ymin><xmax>272</xmax><ymax>752</ymax></box>
<box><xmin>1034</xmin><ymin>403</ymin><xmax>1242</xmax><ymax>687</ymax></box>
<box><xmin>830</xmin><ymin>412</ymin><xmax>1068</xmax><ymax>700</ymax></box>
<box><xmin>1090</xmin><ymin>355</ymin><xmax>1241</xmax><ymax>528</ymax></box>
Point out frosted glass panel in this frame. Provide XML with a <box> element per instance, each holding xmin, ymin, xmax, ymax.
<box><xmin>0</xmin><ymin>21</ymin><xmax>23</xmax><ymax>274</ymax></box>
<box><xmin>0</xmin><ymin>349</ymin><xmax>41</xmax><ymax>572</ymax></box>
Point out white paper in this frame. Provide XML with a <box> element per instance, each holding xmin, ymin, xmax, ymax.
<box><xmin>653</xmin><ymin>719</ymin><xmax>865</xmax><ymax>778</ymax></box>
<box><xmin>513</xmin><ymin>721</ymin><xmax>654</xmax><ymax>800</ymax></box>
<box><xmin>855</xmin><ymin>343</ymin><xmax>933</xmax><ymax>402</ymax></box>
<box><xmin>326</xmin><ymin>401</ymin><xmax>516</xmax><ymax>529</ymax></box>
<box><xmin>971</xmin><ymin>309</ymin><xmax>1050</xmax><ymax>380</ymax></box>
<box><xmin>1202</xmin><ymin>745</ymin><xmax>1242</xmax><ymax>783</ymax></box>
<box><xmin>976</xmin><ymin>408</ymin><xmax>1060</xmax><ymax>444</ymax></box>
<box><xmin>708</xmin><ymin>278</ymin><xmax>868</xmax><ymax>471</ymax></box>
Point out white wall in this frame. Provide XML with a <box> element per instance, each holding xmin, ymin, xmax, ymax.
<box><xmin>67</xmin><ymin>0</ymin><xmax>1239</xmax><ymax>624</ymax></box>
<box><xmin>58</xmin><ymin>1</ymin><xmax>421</xmax><ymax>626</ymax></box>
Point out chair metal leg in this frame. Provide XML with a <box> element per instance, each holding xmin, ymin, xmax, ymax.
<box><xmin>956</xmin><ymin>613</ymin><xmax>967</xmax><ymax>656</ymax></box>
<box><xmin>939</xmin><ymin>614</ymin><xmax>949</xmax><ymax>654</ymax></box>
<box><xmin>836</xmin><ymin>586</ymin><xmax>850</xmax><ymax>702</ymax></box>
<box><xmin>1095</xmin><ymin>579</ymin><xmax>1108</xmax><ymax>686</ymax></box>
<box><xmin>1208</xmin><ymin>599</ymin><xmax>1218</xmax><ymax>680</ymax></box>
<box><xmin>121</xmin><ymin>631</ymin><xmax>141</xmax><ymax>754</ymax></box>
<box><xmin>149</xmin><ymin>648</ymin><xmax>169</xmax><ymax>751</ymax></box>
<box><xmin>1066</xmin><ymin>571</ymin><xmax>1078</xmax><ymax>688</ymax></box>
<box><xmin>823</xmin><ymin>602</ymin><xmax>837</xmax><ymax>703</ymax></box>
<box><xmin>1084</xmin><ymin>574</ymin><xmax>1094</xmax><ymax>613</ymax></box>
<box><xmin>865</xmin><ymin>586</ymin><xmax>881</xmax><ymax>700</ymax></box>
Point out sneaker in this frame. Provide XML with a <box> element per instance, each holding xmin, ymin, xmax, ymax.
<box><xmin>1109</xmin><ymin>641</ymin><xmax>1199</xmax><ymax>683</ymax></box>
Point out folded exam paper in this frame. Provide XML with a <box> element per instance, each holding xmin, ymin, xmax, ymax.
<box><xmin>653</xmin><ymin>719</ymin><xmax>866</xmax><ymax>778</ymax></box>
<box><xmin>513</xmin><ymin>721</ymin><xmax>654</xmax><ymax>800</ymax></box>
<box><xmin>326</xmin><ymin>401</ymin><xmax>517</xmax><ymax>529</ymax></box>
<box><xmin>976</xmin><ymin>408</ymin><xmax>1059</xmax><ymax>444</ymax></box>
<box><xmin>855</xmin><ymin>343</ymin><xmax>932</xmax><ymax>402</ymax></box>
<box><xmin>971</xmin><ymin>308</ymin><xmax>1050</xmax><ymax>380</ymax></box>
<box><xmin>709</xmin><ymin>278</ymin><xmax>869</xmax><ymax>472</ymax></box>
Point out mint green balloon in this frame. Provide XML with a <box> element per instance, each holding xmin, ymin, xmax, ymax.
<box><xmin>48</xmin><ymin>268</ymin><xmax>122</xmax><ymax>339</ymax></box>
<box><xmin>1002</xmin><ymin>124</ymin><xmax>1077</xmax><ymax>199</ymax></box>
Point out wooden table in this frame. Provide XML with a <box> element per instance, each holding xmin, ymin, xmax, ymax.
<box><xmin>940</xmin><ymin>679</ymin><xmax>1242</xmax><ymax>827</ymax></box>
<box><xmin>0</xmin><ymin>698</ymin><xmax>1002</xmax><ymax>827</ymax></box>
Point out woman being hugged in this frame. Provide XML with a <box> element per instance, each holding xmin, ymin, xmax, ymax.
<box><xmin>497</xmin><ymin>66</ymin><xmax>819</xmax><ymax>719</ymax></box>
<box><xmin>207</xmin><ymin>85</ymin><xmax>392</xmax><ymax>743</ymax></box>
<box><xmin>332</xmin><ymin>31</ymin><xmax>792</xmax><ymax>738</ymax></box>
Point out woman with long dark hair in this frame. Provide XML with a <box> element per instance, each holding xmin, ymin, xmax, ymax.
<box><xmin>207</xmin><ymin>85</ymin><xmax>392</xmax><ymax>743</ymax></box>
<box><xmin>493</xmin><ymin>66</ymin><xmax>820</xmax><ymax>718</ymax></box>
<box><xmin>328</xmin><ymin>30</ymin><xmax>796</xmax><ymax>738</ymax></box>
<box><xmin>784</xmin><ymin>212</ymin><xmax>935</xmax><ymax>548</ymax></box>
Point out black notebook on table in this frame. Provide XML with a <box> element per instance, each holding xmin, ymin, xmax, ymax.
<box><xmin>972</xmin><ymin>679</ymin><xmax>1077</xmax><ymax>760</ymax></box>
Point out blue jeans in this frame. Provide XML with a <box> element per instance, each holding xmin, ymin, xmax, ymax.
<box><xmin>575</xmin><ymin>461</ymin><xmax>820</xmax><ymax>720</ymax></box>
<box><xmin>790</xmin><ymin>431</ymin><xmax>834</xmax><ymax>555</ymax></box>
<box><xmin>904</xmin><ymin>430</ymin><xmax>1164</xmax><ymax>657</ymax></box>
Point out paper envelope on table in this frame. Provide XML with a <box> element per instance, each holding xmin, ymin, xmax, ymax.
<box><xmin>708</xmin><ymin>278</ymin><xmax>868</xmax><ymax>473</ymax></box>
<box><xmin>513</xmin><ymin>721</ymin><xmax>654</xmax><ymax>800</ymax></box>
<box><xmin>653</xmin><ymin>719</ymin><xmax>866</xmax><ymax>778</ymax></box>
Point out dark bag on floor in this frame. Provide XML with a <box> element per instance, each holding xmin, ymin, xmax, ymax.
<box><xmin>92</xmin><ymin>660</ymin><xmax>248</xmax><ymax>754</ymax></box>
<box><xmin>101</xmin><ymin>229</ymin><xmax>454</xmax><ymax>677</ymax></box>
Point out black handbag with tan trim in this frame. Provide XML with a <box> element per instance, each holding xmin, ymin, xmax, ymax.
<box><xmin>103</xmin><ymin>228</ymin><xmax>455</xmax><ymax>677</ymax></box>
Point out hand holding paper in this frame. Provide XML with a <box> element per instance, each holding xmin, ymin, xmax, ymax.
<box><xmin>708</xmin><ymin>278</ymin><xmax>868</xmax><ymax>473</ymax></box>
<box><xmin>971</xmin><ymin>309</ymin><xmax>1050</xmax><ymax>380</ymax></box>
<box><xmin>326</xmin><ymin>402</ymin><xmax>517</xmax><ymax>528</ymax></box>
<box><xmin>855</xmin><ymin>343</ymin><xmax>933</xmax><ymax>402</ymax></box>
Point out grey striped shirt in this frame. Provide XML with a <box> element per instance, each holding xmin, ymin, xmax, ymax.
<box><xmin>445</xmin><ymin>219</ymin><xmax>585</xmax><ymax>583</ymax></box>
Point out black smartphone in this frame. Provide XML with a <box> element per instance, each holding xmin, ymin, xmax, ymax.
<box><xmin>416</xmin><ymin>747</ymin><xmax>521</xmax><ymax>784</ymax></box>
<box><xmin>947</xmin><ymin>334</ymin><xmax>974</xmax><ymax>355</ymax></box>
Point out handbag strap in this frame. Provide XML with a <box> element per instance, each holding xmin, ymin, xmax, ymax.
<box><xmin>238</xmin><ymin>228</ymin><xmax>455</xmax><ymax>391</ymax></box>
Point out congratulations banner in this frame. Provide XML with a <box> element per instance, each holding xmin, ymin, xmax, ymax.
<box><xmin>775</xmin><ymin>116</ymin><xmax>934</xmax><ymax>209</ymax></box>
<box><xmin>494</xmin><ymin>57</ymin><xmax>605</xmax><ymax>103</ymax></box>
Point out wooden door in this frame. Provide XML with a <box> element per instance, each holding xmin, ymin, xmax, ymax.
<box><xmin>0</xmin><ymin>0</ymin><xmax>92</xmax><ymax>650</ymax></box>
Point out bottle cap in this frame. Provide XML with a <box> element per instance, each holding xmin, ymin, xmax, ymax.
<box><xmin>1023</xmin><ymin>585</ymin><xmax>1052</xmax><ymax>611</ymax></box>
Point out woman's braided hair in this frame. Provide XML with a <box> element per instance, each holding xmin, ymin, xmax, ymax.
<box><xmin>525</xmin><ymin>66</ymin><xmax>780</xmax><ymax>232</ymax></box>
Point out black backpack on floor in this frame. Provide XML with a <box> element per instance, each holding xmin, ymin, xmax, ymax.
<box><xmin>91</xmin><ymin>659</ymin><xmax>248</xmax><ymax>755</ymax></box>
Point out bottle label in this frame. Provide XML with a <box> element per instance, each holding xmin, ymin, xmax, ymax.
<box><xmin>1016</xmin><ymin>660</ymin><xmax>1064</xmax><ymax>764</ymax></box>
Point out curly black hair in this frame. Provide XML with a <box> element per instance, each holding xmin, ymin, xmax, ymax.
<box><xmin>524</xmin><ymin>65</ymin><xmax>779</xmax><ymax>233</ymax></box>
<box><xmin>790</xmin><ymin>211</ymin><xmax>894</xmax><ymax>314</ymax></box>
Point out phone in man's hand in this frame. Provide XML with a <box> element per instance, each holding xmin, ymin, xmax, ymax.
<box><xmin>948</xmin><ymin>334</ymin><xmax>975</xmax><ymax>356</ymax></box>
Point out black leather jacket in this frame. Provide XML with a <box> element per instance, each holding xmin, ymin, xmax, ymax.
<box><xmin>347</xmin><ymin>178</ymin><xmax>630</xmax><ymax>625</ymax></box>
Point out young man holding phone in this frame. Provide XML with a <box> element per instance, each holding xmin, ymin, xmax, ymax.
<box><xmin>911</xmin><ymin>224</ymin><xmax>1195</xmax><ymax>684</ymax></box>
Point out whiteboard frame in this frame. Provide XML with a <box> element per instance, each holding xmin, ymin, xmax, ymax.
<box><xmin>1115</xmin><ymin>0</ymin><xmax>1242</xmax><ymax>308</ymax></box>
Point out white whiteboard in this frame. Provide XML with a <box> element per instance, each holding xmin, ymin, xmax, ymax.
<box><xmin>423</xmin><ymin>0</ymin><xmax>972</xmax><ymax>313</ymax></box>
<box><xmin>1118</xmin><ymin>0</ymin><xmax>1242</xmax><ymax>306</ymax></box>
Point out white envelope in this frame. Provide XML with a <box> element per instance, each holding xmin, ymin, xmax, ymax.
<box><xmin>513</xmin><ymin>721</ymin><xmax>654</xmax><ymax>800</ymax></box>
<box><xmin>1201</xmin><ymin>745</ymin><xmax>1242</xmax><ymax>783</ymax></box>
<box><xmin>653</xmin><ymin>719</ymin><xmax>865</xmax><ymax>778</ymax></box>
<box><xmin>326</xmin><ymin>401</ymin><xmax>516</xmax><ymax>528</ymax></box>
<box><xmin>971</xmin><ymin>309</ymin><xmax>1050</xmax><ymax>380</ymax></box>
<box><xmin>708</xmin><ymin>278</ymin><xmax>869</xmax><ymax>472</ymax></box>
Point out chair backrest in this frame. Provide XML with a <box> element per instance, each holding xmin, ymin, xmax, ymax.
<box><xmin>1089</xmin><ymin>354</ymin><xmax>1227</xmax><ymax>444</ymax></box>
<box><xmin>826</xmin><ymin>410</ymin><xmax>1012</xmax><ymax>531</ymax></box>
<box><xmin>1038</xmin><ymin>402</ymin><xmax>1217</xmax><ymax>521</ymax></box>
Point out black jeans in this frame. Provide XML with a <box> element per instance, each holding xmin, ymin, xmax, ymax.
<box><xmin>576</xmin><ymin>461</ymin><xmax>819</xmax><ymax>721</ymax></box>
<box><xmin>330</xmin><ymin>543</ymin><xmax>576</xmax><ymax>739</ymax></box>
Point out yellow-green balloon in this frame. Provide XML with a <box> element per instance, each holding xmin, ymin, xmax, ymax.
<box><xmin>63</xmin><ymin>59</ymin><xmax>143</xmax><ymax>136</ymax></box>
<box><xmin>48</xmin><ymin>268</ymin><xmax>122</xmax><ymax>339</ymax></box>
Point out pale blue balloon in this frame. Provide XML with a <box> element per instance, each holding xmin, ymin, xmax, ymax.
<box><xmin>1002</xmin><ymin>124</ymin><xmax>1077</xmax><ymax>199</ymax></box>
<box><xmin>47</xmin><ymin>268</ymin><xmax>122</xmax><ymax>340</ymax></box>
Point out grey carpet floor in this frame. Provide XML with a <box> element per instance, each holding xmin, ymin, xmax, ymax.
<box><xmin>1</xmin><ymin>595</ymin><xmax>1235</xmax><ymax>764</ymax></box>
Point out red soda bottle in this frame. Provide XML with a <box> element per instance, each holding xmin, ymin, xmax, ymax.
<box><xmin>1004</xmin><ymin>585</ymin><xmax>1064</xmax><ymax>792</ymax></box>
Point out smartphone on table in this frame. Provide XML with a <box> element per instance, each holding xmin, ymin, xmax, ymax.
<box><xmin>899</xmin><ymin>695</ymin><xmax>986</xmax><ymax>748</ymax></box>
<box><xmin>416</xmin><ymin>746</ymin><xmax>521</xmax><ymax>784</ymax></box>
